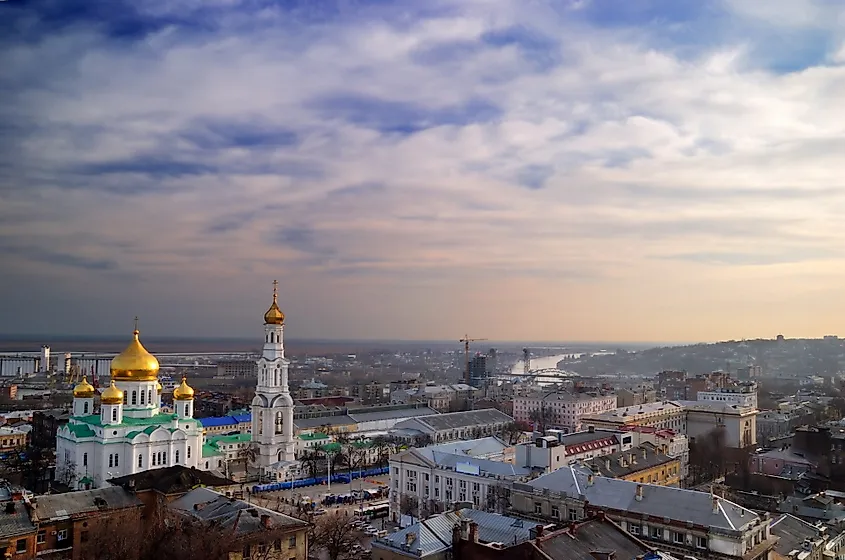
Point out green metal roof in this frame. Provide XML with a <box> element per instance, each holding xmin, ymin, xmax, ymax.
<box><xmin>67</xmin><ymin>423</ymin><xmax>96</xmax><ymax>438</ymax></box>
<box><xmin>74</xmin><ymin>412</ymin><xmax>197</xmax><ymax>429</ymax></box>
<box><xmin>299</xmin><ymin>433</ymin><xmax>330</xmax><ymax>441</ymax></box>
<box><xmin>202</xmin><ymin>443</ymin><xmax>222</xmax><ymax>458</ymax></box>
<box><xmin>207</xmin><ymin>433</ymin><xmax>252</xmax><ymax>446</ymax></box>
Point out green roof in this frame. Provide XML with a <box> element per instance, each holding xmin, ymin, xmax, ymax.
<box><xmin>207</xmin><ymin>433</ymin><xmax>252</xmax><ymax>446</ymax></box>
<box><xmin>67</xmin><ymin>423</ymin><xmax>96</xmax><ymax>438</ymax></box>
<box><xmin>299</xmin><ymin>433</ymin><xmax>330</xmax><ymax>441</ymax></box>
<box><xmin>126</xmin><ymin>426</ymin><xmax>159</xmax><ymax>439</ymax></box>
<box><xmin>75</xmin><ymin>412</ymin><xmax>198</xmax><ymax>429</ymax></box>
<box><xmin>202</xmin><ymin>443</ymin><xmax>222</xmax><ymax>458</ymax></box>
<box><xmin>319</xmin><ymin>443</ymin><xmax>342</xmax><ymax>453</ymax></box>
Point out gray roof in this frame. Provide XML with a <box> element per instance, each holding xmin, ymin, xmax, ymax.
<box><xmin>373</xmin><ymin>508</ymin><xmax>536</xmax><ymax>557</ymax></box>
<box><xmin>169</xmin><ymin>487</ymin><xmax>308</xmax><ymax>535</ymax></box>
<box><xmin>294</xmin><ymin>415</ymin><xmax>354</xmax><ymax>430</ymax></box>
<box><xmin>415</xmin><ymin>448</ymin><xmax>530</xmax><ymax>478</ymax></box>
<box><xmin>527</xmin><ymin>465</ymin><xmax>758</xmax><ymax>533</ymax></box>
<box><xmin>0</xmin><ymin>501</ymin><xmax>35</xmax><ymax>539</ymax></box>
<box><xmin>770</xmin><ymin>513</ymin><xmax>823</xmax><ymax>555</ymax></box>
<box><xmin>33</xmin><ymin>487</ymin><xmax>142</xmax><ymax>521</ymax></box>
<box><xmin>582</xmin><ymin>443</ymin><xmax>675</xmax><ymax>478</ymax></box>
<box><xmin>536</xmin><ymin>517</ymin><xmax>652</xmax><ymax>560</ymax></box>
<box><xmin>557</xmin><ymin>429</ymin><xmax>622</xmax><ymax>446</ymax></box>
<box><xmin>393</xmin><ymin>408</ymin><xmax>513</xmax><ymax>433</ymax></box>
<box><xmin>423</xmin><ymin>437</ymin><xmax>508</xmax><ymax>458</ymax></box>
<box><xmin>349</xmin><ymin>407</ymin><xmax>439</xmax><ymax>423</ymax></box>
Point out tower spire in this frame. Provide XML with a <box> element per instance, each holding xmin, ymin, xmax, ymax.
<box><xmin>133</xmin><ymin>316</ymin><xmax>139</xmax><ymax>334</ymax></box>
<box><xmin>273</xmin><ymin>279</ymin><xmax>278</xmax><ymax>302</ymax></box>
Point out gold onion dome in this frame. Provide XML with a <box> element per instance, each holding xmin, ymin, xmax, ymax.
<box><xmin>111</xmin><ymin>328</ymin><xmax>159</xmax><ymax>381</ymax></box>
<box><xmin>73</xmin><ymin>376</ymin><xmax>95</xmax><ymax>398</ymax></box>
<box><xmin>173</xmin><ymin>377</ymin><xmax>195</xmax><ymax>401</ymax></box>
<box><xmin>263</xmin><ymin>280</ymin><xmax>285</xmax><ymax>325</ymax></box>
<box><xmin>100</xmin><ymin>381</ymin><xmax>124</xmax><ymax>405</ymax></box>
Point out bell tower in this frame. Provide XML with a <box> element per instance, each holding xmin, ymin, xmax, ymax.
<box><xmin>251</xmin><ymin>281</ymin><xmax>296</xmax><ymax>472</ymax></box>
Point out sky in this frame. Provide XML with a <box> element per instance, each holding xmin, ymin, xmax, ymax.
<box><xmin>2</xmin><ymin>0</ymin><xmax>845</xmax><ymax>343</ymax></box>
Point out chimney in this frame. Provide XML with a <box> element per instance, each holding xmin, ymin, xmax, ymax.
<box><xmin>4</xmin><ymin>503</ymin><xmax>14</xmax><ymax>514</ymax></box>
<box><xmin>468</xmin><ymin>522</ymin><xmax>478</xmax><ymax>543</ymax></box>
<box><xmin>587</xmin><ymin>474</ymin><xmax>594</xmax><ymax>486</ymax></box>
<box><xmin>604</xmin><ymin>459</ymin><xmax>610</xmax><ymax>471</ymax></box>
<box><xmin>712</xmin><ymin>496</ymin><xmax>719</xmax><ymax>514</ymax></box>
<box><xmin>642</xmin><ymin>448</ymin><xmax>647</xmax><ymax>459</ymax></box>
<box><xmin>534</xmin><ymin>524</ymin><xmax>544</xmax><ymax>538</ymax></box>
<box><xmin>261</xmin><ymin>514</ymin><xmax>272</xmax><ymax>528</ymax></box>
<box><xmin>629</xmin><ymin>453</ymin><xmax>636</xmax><ymax>465</ymax></box>
<box><xmin>588</xmin><ymin>425</ymin><xmax>595</xmax><ymax>433</ymax></box>
<box><xmin>635</xmin><ymin>485</ymin><xmax>643</xmax><ymax>501</ymax></box>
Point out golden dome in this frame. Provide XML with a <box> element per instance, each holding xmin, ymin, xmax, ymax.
<box><xmin>156</xmin><ymin>380</ymin><xmax>163</xmax><ymax>394</ymax></box>
<box><xmin>111</xmin><ymin>329</ymin><xmax>159</xmax><ymax>381</ymax></box>
<box><xmin>73</xmin><ymin>376</ymin><xmax>95</xmax><ymax>398</ymax></box>
<box><xmin>264</xmin><ymin>280</ymin><xmax>285</xmax><ymax>325</ymax></box>
<box><xmin>173</xmin><ymin>376</ymin><xmax>195</xmax><ymax>401</ymax></box>
<box><xmin>100</xmin><ymin>381</ymin><xmax>124</xmax><ymax>405</ymax></box>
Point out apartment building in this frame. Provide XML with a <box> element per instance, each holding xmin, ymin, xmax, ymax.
<box><xmin>581</xmin><ymin>443</ymin><xmax>681</xmax><ymax>487</ymax></box>
<box><xmin>513</xmin><ymin>391</ymin><xmax>617</xmax><ymax>433</ymax></box>
<box><xmin>583</xmin><ymin>401</ymin><xmax>687</xmax><ymax>432</ymax></box>
<box><xmin>510</xmin><ymin>465</ymin><xmax>777</xmax><ymax>560</ymax></box>
<box><xmin>389</xmin><ymin>438</ymin><xmax>530</xmax><ymax>520</ymax></box>
<box><xmin>515</xmin><ymin>427</ymin><xmax>634</xmax><ymax>473</ymax></box>
<box><xmin>620</xmin><ymin>426</ymin><xmax>690</xmax><ymax>481</ymax></box>
<box><xmin>697</xmin><ymin>382</ymin><xmax>758</xmax><ymax>409</ymax></box>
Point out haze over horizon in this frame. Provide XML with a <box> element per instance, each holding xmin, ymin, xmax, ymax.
<box><xmin>3</xmin><ymin>0</ymin><xmax>845</xmax><ymax>342</ymax></box>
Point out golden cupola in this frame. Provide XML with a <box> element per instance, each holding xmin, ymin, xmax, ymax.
<box><xmin>263</xmin><ymin>279</ymin><xmax>285</xmax><ymax>325</ymax></box>
<box><xmin>73</xmin><ymin>376</ymin><xmax>95</xmax><ymax>398</ymax></box>
<box><xmin>173</xmin><ymin>376</ymin><xmax>195</xmax><ymax>401</ymax></box>
<box><xmin>100</xmin><ymin>380</ymin><xmax>124</xmax><ymax>405</ymax></box>
<box><xmin>111</xmin><ymin>328</ymin><xmax>159</xmax><ymax>381</ymax></box>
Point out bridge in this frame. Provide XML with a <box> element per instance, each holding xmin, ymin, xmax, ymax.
<box><xmin>492</xmin><ymin>367</ymin><xmax>580</xmax><ymax>380</ymax></box>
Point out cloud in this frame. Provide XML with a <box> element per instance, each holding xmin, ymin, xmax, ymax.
<box><xmin>3</xmin><ymin>0</ymin><xmax>845</xmax><ymax>341</ymax></box>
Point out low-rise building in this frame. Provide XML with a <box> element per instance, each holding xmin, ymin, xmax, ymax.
<box><xmin>0</xmin><ymin>501</ymin><xmax>36</xmax><ymax>559</ymax></box>
<box><xmin>678</xmin><ymin>401</ymin><xmax>757</xmax><ymax>448</ymax></box>
<box><xmin>769</xmin><ymin>513</ymin><xmax>826</xmax><ymax>560</ymax></box>
<box><xmin>390</xmin><ymin>409</ymin><xmax>513</xmax><ymax>445</ymax></box>
<box><xmin>583</xmin><ymin>401</ymin><xmax>687</xmax><ymax>432</ymax></box>
<box><xmin>620</xmin><ymin>426</ymin><xmax>690</xmax><ymax>481</ymax></box>
<box><xmin>697</xmin><ymin>382</ymin><xmax>758</xmax><ymax>409</ymax></box>
<box><xmin>581</xmin><ymin>443</ymin><xmax>681</xmax><ymax>486</ymax></box>
<box><xmin>515</xmin><ymin>428</ymin><xmax>634</xmax><ymax>473</ymax></box>
<box><xmin>31</xmin><ymin>410</ymin><xmax>70</xmax><ymax>450</ymax></box>
<box><xmin>510</xmin><ymin>465</ymin><xmax>777</xmax><ymax>560</ymax></box>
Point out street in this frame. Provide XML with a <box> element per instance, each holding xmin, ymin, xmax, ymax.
<box><xmin>248</xmin><ymin>474</ymin><xmax>390</xmax><ymax>515</ymax></box>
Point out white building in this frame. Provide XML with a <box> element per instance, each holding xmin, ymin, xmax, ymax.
<box><xmin>389</xmin><ymin>438</ymin><xmax>530</xmax><ymax>521</ymax></box>
<box><xmin>583</xmin><ymin>401</ymin><xmax>687</xmax><ymax>433</ymax></box>
<box><xmin>250</xmin><ymin>281</ymin><xmax>296</xmax><ymax>481</ymax></box>
<box><xmin>513</xmin><ymin>391</ymin><xmax>617</xmax><ymax>433</ymax></box>
<box><xmin>515</xmin><ymin>428</ymin><xmax>635</xmax><ymax>473</ymax></box>
<box><xmin>55</xmin><ymin>328</ymin><xmax>211</xmax><ymax>489</ymax></box>
<box><xmin>697</xmin><ymin>382</ymin><xmax>757</xmax><ymax>409</ymax></box>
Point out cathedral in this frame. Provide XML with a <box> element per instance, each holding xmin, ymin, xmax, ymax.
<box><xmin>55</xmin><ymin>282</ymin><xmax>295</xmax><ymax>488</ymax></box>
<box><xmin>251</xmin><ymin>280</ymin><xmax>297</xmax><ymax>481</ymax></box>
<box><xmin>56</xmin><ymin>326</ymin><xmax>209</xmax><ymax>489</ymax></box>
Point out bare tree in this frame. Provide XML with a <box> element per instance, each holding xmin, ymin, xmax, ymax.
<box><xmin>80</xmin><ymin>509</ymin><xmax>147</xmax><ymax>560</ymax></box>
<box><xmin>399</xmin><ymin>494</ymin><xmax>419</xmax><ymax>522</ymax></box>
<box><xmin>310</xmin><ymin>511</ymin><xmax>361</xmax><ymax>560</ymax></box>
<box><xmin>501</xmin><ymin>421</ymin><xmax>530</xmax><ymax>445</ymax></box>
<box><xmin>54</xmin><ymin>458</ymin><xmax>78</xmax><ymax>488</ymax></box>
<box><xmin>299</xmin><ymin>450</ymin><xmax>321</xmax><ymax>478</ymax></box>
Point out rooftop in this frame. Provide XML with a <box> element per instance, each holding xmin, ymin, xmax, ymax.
<box><xmin>393</xmin><ymin>408</ymin><xmax>513</xmax><ymax>433</ymax></box>
<box><xmin>422</xmin><ymin>437</ymin><xmax>508</xmax><ymax>458</ymax></box>
<box><xmin>374</xmin><ymin>508</ymin><xmax>536</xmax><ymax>557</ymax></box>
<box><xmin>0</xmin><ymin>501</ymin><xmax>35</xmax><ymax>540</ymax></box>
<box><xmin>535</xmin><ymin>514</ymin><xmax>661</xmax><ymax>560</ymax></box>
<box><xmin>348</xmin><ymin>406</ymin><xmax>439</xmax><ymax>423</ymax></box>
<box><xmin>525</xmin><ymin>465</ymin><xmax>758</xmax><ymax>533</ymax></box>
<box><xmin>169</xmin><ymin>487</ymin><xmax>308</xmax><ymax>536</ymax></box>
<box><xmin>32</xmin><ymin>487</ymin><xmax>142</xmax><ymax>522</ymax></box>
<box><xmin>583</xmin><ymin>402</ymin><xmax>685</xmax><ymax>423</ymax></box>
<box><xmin>108</xmin><ymin>465</ymin><xmax>236</xmax><ymax>495</ymax></box>
<box><xmin>582</xmin><ymin>442</ymin><xmax>676</xmax><ymax>478</ymax></box>
<box><xmin>770</xmin><ymin>513</ymin><xmax>824</xmax><ymax>556</ymax></box>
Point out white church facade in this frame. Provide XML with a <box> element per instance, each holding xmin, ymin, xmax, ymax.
<box><xmin>56</xmin><ymin>326</ymin><xmax>212</xmax><ymax>489</ymax></box>
<box><xmin>251</xmin><ymin>280</ymin><xmax>297</xmax><ymax>481</ymax></box>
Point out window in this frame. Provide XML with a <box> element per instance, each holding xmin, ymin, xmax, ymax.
<box><xmin>176</xmin><ymin>450</ymin><xmax>180</xmax><ymax>464</ymax></box>
<box><xmin>629</xmin><ymin>524</ymin><xmax>641</xmax><ymax>535</ymax></box>
<box><xmin>674</xmin><ymin>532</ymin><xmax>684</xmax><ymax>544</ymax></box>
<box><xmin>534</xmin><ymin>502</ymin><xmax>542</xmax><ymax>514</ymax></box>
<box><xmin>569</xmin><ymin>508</ymin><xmax>578</xmax><ymax>521</ymax></box>
<box><xmin>288</xmin><ymin>535</ymin><xmax>297</xmax><ymax>549</ymax></box>
<box><xmin>37</xmin><ymin>531</ymin><xmax>45</xmax><ymax>544</ymax></box>
<box><xmin>83</xmin><ymin>453</ymin><xmax>88</xmax><ymax>467</ymax></box>
<box><xmin>114</xmin><ymin>454</ymin><xmax>119</xmax><ymax>467</ymax></box>
<box><xmin>112</xmin><ymin>408</ymin><xmax>118</xmax><ymax>422</ymax></box>
<box><xmin>187</xmin><ymin>446</ymin><xmax>191</xmax><ymax>459</ymax></box>
<box><xmin>274</xmin><ymin>540</ymin><xmax>281</xmax><ymax>551</ymax></box>
<box><xmin>651</xmin><ymin>527</ymin><xmax>661</xmax><ymax>539</ymax></box>
<box><xmin>131</xmin><ymin>391</ymin><xmax>137</xmax><ymax>405</ymax></box>
<box><xmin>696</xmin><ymin>536</ymin><xmax>707</xmax><ymax>549</ymax></box>
<box><xmin>406</xmin><ymin>482</ymin><xmax>416</xmax><ymax>493</ymax></box>
<box><xmin>551</xmin><ymin>505</ymin><xmax>560</xmax><ymax>519</ymax></box>
<box><xmin>58</xmin><ymin>529</ymin><xmax>68</xmax><ymax>541</ymax></box>
<box><xmin>16</xmin><ymin>539</ymin><xmax>25</xmax><ymax>553</ymax></box>
<box><xmin>140</xmin><ymin>391</ymin><xmax>145</xmax><ymax>405</ymax></box>
<box><xmin>162</xmin><ymin>451</ymin><xmax>167</xmax><ymax>464</ymax></box>
<box><xmin>138</xmin><ymin>454</ymin><xmax>143</xmax><ymax>468</ymax></box>
<box><xmin>148</xmin><ymin>389</ymin><xmax>153</xmax><ymax>403</ymax></box>
<box><xmin>81</xmin><ymin>531</ymin><xmax>89</xmax><ymax>543</ymax></box>
<box><xmin>123</xmin><ymin>392</ymin><xmax>128</xmax><ymax>405</ymax></box>
<box><xmin>83</xmin><ymin>402</ymin><xmax>89</xmax><ymax>414</ymax></box>
<box><xmin>109</xmin><ymin>455</ymin><xmax>114</xmax><ymax>468</ymax></box>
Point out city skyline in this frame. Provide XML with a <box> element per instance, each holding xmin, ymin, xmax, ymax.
<box><xmin>3</xmin><ymin>1</ymin><xmax>845</xmax><ymax>341</ymax></box>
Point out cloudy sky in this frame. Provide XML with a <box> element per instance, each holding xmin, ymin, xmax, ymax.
<box><xmin>2</xmin><ymin>0</ymin><xmax>845</xmax><ymax>342</ymax></box>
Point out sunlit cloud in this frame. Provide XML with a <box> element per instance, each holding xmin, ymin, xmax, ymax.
<box><xmin>3</xmin><ymin>0</ymin><xmax>845</xmax><ymax>342</ymax></box>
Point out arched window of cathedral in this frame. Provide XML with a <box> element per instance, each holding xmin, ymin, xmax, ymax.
<box><xmin>83</xmin><ymin>453</ymin><xmax>88</xmax><ymax>467</ymax></box>
<box><xmin>140</xmin><ymin>390</ymin><xmax>145</xmax><ymax>405</ymax></box>
<box><xmin>112</xmin><ymin>408</ymin><xmax>117</xmax><ymax>422</ymax></box>
<box><xmin>187</xmin><ymin>446</ymin><xmax>192</xmax><ymax>459</ymax></box>
<box><xmin>131</xmin><ymin>391</ymin><xmax>137</xmax><ymax>405</ymax></box>
<box><xmin>83</xmin><ymin>402</ymin><xmax>89</xmax><ymax>414</ymax></box>
<box><xmin>163</xmin><ymin>451</ymin><xmax>167</xmax><ymax>464</ymax></box>
<box><xmin>149</xmin><ymin>389</ymin><xmax>153</xmax><ymax>403</ymax></box>
<box><xmin>123</xmin><ymin>392</ymin><xmax>128</xmax><ymax>405</ymax></box>
<box><xmin>269</xmin><ymin>332</ymin><xmax>274</xmax><ymax>343</ymax></box>
<box><xmin>108</xmin><ymin>455</ymin><xmax>113</xmax><ymax>468</ymax></box>
<box><xmin>138</xmin><ymin>454</ymin><xmax>142</xmax><ymax>468</ymax></box>
<box><xmin>175</xmin><ymin>449</ymin><xmax>180</xmax><ymax>463</ymax></box>
<box><xmin>114</xmin><ymin>454</ymin><xmax>119</xmax><ymax>467</ymax></box>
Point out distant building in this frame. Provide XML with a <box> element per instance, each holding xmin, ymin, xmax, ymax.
<box><xmin>617</xmin><ymin>386</ymin><xmax>657</xmax><ymax>408</ymax></box>
<box><xmin>390</xmin><ymin>408</ymin><xmax>514</xmax><ymax>445</ymax></box>
<box><xmin>513</xmin><ymin>391</ymin><xmax>617</xmax><ymax>433</ymax></box>
<box><xmin>0</xmin><ymin>427</ymin><xmax>27</xmax><ymax>451</ymax></box>
<box><xmin>697</xmin><ymin>382</ymin><xmax>757</xmax><ymax>408</ymax></box>
<box><xmin>31</xmin><ymin>409</ymin><xmax>69</xmax><ymax>449</ymax></box>
<box><xmin>581</xmin><ymin>442</ymin><xmax>681</xmax><ymax>487</ymax></box>
<box><xmin>515</xmin><ymin>427</ymin><xmax>634</xmax><ymax>473</ymax></box>
<box><xmin>583</xmin><ymin>401</ymin><xmax>687</xmax><ymax>433</ymax></box>
<box><xmin>215</xmin><ymin>359</ymin><xmax>257</xmax><ymax>379</ymax></box>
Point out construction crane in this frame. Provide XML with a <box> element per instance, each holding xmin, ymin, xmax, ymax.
<box><xmin>459</xmin><ymin>335</ymin><xmax>488</xmax><ymax>386</ymax></box>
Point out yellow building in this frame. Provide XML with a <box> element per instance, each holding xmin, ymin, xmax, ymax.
<box><xmin>0</xmin><ymin>426</ymin><xmax>27</xmax><ymax>451</ymax></box>
<box><xmin>581</xmin><ymin>442</ymin><xmax>681</xmax><ymax>487</ymax></box>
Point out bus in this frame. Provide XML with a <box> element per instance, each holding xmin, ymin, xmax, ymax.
<box><xmin>356</xmin><ymin>500</ymin><xmax>390</xmax><ymax>520</ymax></box>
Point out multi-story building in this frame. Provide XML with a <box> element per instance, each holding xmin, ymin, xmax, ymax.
<box><xmin>581</xmin><ymin>443</ymin><xmax>681</xmax><ymax>486</ymax></box>
<box><xmin>391</xmin><ymin>383</ymin><xmax>476</xmax><ymax>413</ymax></box>
<box><xmin>619</xmin><ymin>425</ymin><xmax>690</xmax><ymax>481</ymax></box>
<box><xmin>389</xmin><ymin>408</ymin><xmax>514</xmax><ymax>445</ymax></box>
<box><xmin>515</xmin><ymin>427</ymin><xmax>634</xmax><ymax>473</ymax></box>
<box><xmin>0</xmin><ymin>426</ymin><xmax>27</xmax><ymax>451</ymax></box>
<box><xmin>513</xmin><ymin>391</ymin><xmax>617</xmax><ymax>433</ymax></box>
<box><xmin>616</xmin><ymin>386</ymin><xmax>658</xmax><ymax>408</ymax></box>
<box><xmin>31</xmin><ymin>409</ymin><xmax>69</xmax><ymax>450</ymax></box>
<box><xmin>510</xmin><ymin>465</ymin><xmax>777</xmax><ymax>560</ymax></box>
<box><xmin>0</xmin><ymin>500</ymin><xmax>36</xmax><ymax>558</ymax></box>
<box><xmin>679</xmin><ymin>401</ymin><xmax>757</xmax><ymax>448</ymax></box>
<box><xmin>583</xmin><ymin>401</ymin><xmax>687</xmax><ymax>432</ymax></box>
<box><xmin>769</xmin><ymin>513</ymin><xmax>826</xmax><ymax>560</ymax></box>
<box><xmin>389</xmin><ymin>438</ymin><xmax>530</xmax><ymax>520</ymax></box>
<box><xmin>215</xmin><ymin>359</ymin><xmax>257</xmax><ymax>379</ymax></box>
<box><xmin>697</xmin><ymin>382</ymin><xmax>758</xmax><ymax>409</ymax></box>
